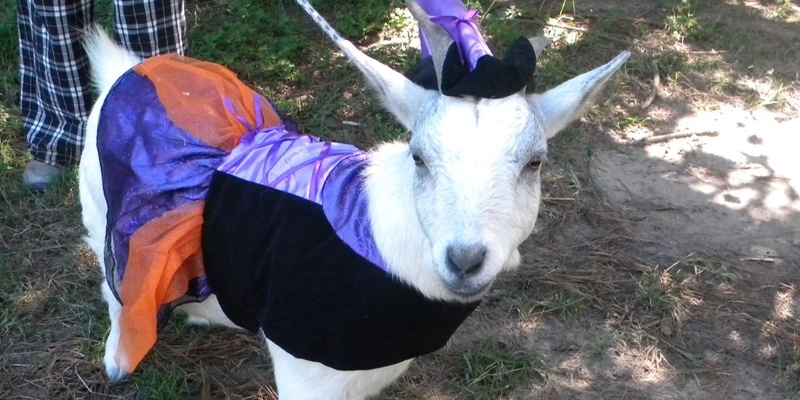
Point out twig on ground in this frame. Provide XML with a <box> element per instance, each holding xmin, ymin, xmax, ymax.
<box><xmin>75</xmin><ymin>367</ymin><xmax>92</xmax><ymax>393</ymax></box>
<box><xmin>545</xmin><ymin>21</ymin><xmax>588</xmax><ymax>32</ymax></box>
<box><xmin>6</xmin><ymin>243</ymin><xmax>72</xmax><ymax>254</ymax></box>
<box><xmin>646</xmin><ymin>332</ymin><xmax>700</xmax><ymax>363</ymax></box>
<box><xmin>664</xmin><ymin>252</ymin><xmax>695</xmax><ymax>274</ymax></box>
<box><xmin>687</xmin><ymin>50</ymin><xmax>727</xmax><ymax>54</ymax></box>
<box><xmin>741</xmin><ymin>257</ymin><xmax>779</xmax><ymax>263</ymax></box>
<box><xmin>638</xmin><ymin>131</ymin><xmax>719</xmax><ymax>145</ymax></box>
<box><xmin>640</xmin><ymin>60</ymin><xmax>660</xmax><ymax>110</ymax></box>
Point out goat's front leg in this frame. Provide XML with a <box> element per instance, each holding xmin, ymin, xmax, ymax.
<box><xmin>266</xmin><ymin>338</ymin><xmax>411</xmax><ymax>400</ymax></box>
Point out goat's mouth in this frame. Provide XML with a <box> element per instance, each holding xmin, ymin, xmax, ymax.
<box><xmin>442</xmin><ymin>278</ymin><xmax>493</xmax><ymax>299</ymax></box>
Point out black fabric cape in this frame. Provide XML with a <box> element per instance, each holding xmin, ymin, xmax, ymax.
<box><xmin>202</xmin><ymin>171</ymin><xmax>480</xmax><ymax>371</ymax></box>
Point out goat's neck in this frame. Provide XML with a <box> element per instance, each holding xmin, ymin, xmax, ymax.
<box><xmin>364</xmin><ymin>142</ymin><xmax>454</xmax><ymax>302</ymax></box>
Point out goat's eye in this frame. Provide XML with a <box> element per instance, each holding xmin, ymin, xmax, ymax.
<box><xmin>411</xmin><ymin>153</ymin><xmax>425</xmax><ymax>166</ymax></box>
<box><xmin>527</xmin><ymin>157</ymin><xmax>543</xmax><ymax>170</ymax></box>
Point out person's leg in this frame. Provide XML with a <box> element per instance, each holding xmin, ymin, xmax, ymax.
<box><xmin>113</xmin><ymin>0</ymin><xmax>186</xmax><ymax>58</ymax></box>
<box><xmin>18</xmin><ymin>0</ymin><xmax>94</xmax><ymax>190</ymax></box>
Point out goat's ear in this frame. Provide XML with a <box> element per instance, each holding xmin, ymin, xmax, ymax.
<box><xmin>528</xmin><ymin>36</ymin><xmax>549</xmax><ymax>59</ymax></box>
<box><xmin>338</xmin><ymin>41</ymin><xmax>435</xmax><ymax>130</ymax></box>
<box><xmin>529</xmin><ymin>51</ymin><xmax>630</xmax><ymax>139</ymax></box>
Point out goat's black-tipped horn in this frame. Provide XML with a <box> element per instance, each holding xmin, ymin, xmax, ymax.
<box><xmin>406</xmin><ymin>0</ymin><xmax>452</xmax><ymax>91</ymax></box>
<box><xmin>406</xmin><ymin>0</ymin><xmax>538</xmax><ymax>99</ymax></box>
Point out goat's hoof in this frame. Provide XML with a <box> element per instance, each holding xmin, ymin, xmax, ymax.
<box><xmin>186</xmin><ymin>315</ymin><xmax>212</xmax><ymax>327</ymax></box>
<box><xmin>103</xmin><ymin>353</ymin><xmax>128</xmax><ymax>383</ymax></box>
<box><xmin>104</xmin><ymin>364</ymin><xmax>129</xmax><ymax>383</ymax></box>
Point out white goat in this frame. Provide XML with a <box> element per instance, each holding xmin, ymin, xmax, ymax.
<box><xmin>79</xmin><ymin>0</ymin><xmax>629</xmax><ymax>398</ymax></box>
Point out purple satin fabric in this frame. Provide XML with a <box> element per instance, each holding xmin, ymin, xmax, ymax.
<box><xmin>417</xmin><ymin>0</ymin><xmax>492</xmax><ymax>71</ymax></box>
<box><xmin>320</xmin><ymin>153</ymin><xmax>385</xmax><ymax>270</ymax></box>
<box><xmin>217</xmin><ymin>127</ymin><xmax>354</xmax><ymax>203</ymax></box>
<box><xmin>216</xmin><ymin>127</ymin><xmax>387</xmax><ymax>271</ymax></box>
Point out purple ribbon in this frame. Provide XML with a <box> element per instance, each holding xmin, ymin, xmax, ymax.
<box><xmin>417</xmin><ymin>0</ymin><xmax>492</xmax><ymax>71</ymax></box>
<box><xmin>223</xmin><ymin>95</ymin><xmax>265</xmax><ymax>144</ymax></box>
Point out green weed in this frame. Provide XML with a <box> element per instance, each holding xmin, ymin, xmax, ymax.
<box><xmin>662</xmin><ymin>0</ymin><xmax>713</xmax><ymax>42</ymax></box>
<box><xmin>617</xmin><ymin>116</ymin><xmax>651</xmax><ymax>130</ymax></box>
<box><xmin>461</xmin><ymin>340</ymin><xmax>546</xmax><ymax>397</ymax></box>
<box><xmin>546</xmin><ymin>290</ymin><xmax>585</xmax><ymax>319</ymax></box>
<box><xmin>635</xmin><ymin>271</ymin><xmax>691</xmax><ymax>322</ymax></box>
<box><xmin>770</xmin><ymin>4</ymin><xmax>793</xmax><ymax>21</ymax></box>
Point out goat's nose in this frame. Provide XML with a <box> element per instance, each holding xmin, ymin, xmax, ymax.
<box><xmin>446</xmin><ymin>244</ymin><xmax>487</xmax><ymax>277</ymax></box>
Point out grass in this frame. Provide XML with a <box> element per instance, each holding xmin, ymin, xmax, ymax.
<box><xmin>505</xmin><ymin>288</ymin><xmax>586</xmax><ymax>321</ymax></box>
<box><xmin>662</xmin><ymin>0</ymin><xmax>713</xmax><ymax>42</ymax></box>
<box><xmin>460</xmin><ymin>340</ymin><xmax>546</xmax><ymax>398</ymax></box>
<box><xmin>2</xmin><ymin>0</ymin><xmax>799</xmax><ymax>398</ymax></box>
<box><xmin>188</xmin><ymin>0</ymin><xmax>309</xmax><ymax>83</ymax></box>
<box><xmin>136</xmin><ymin>364</ymin><xmax>199</xmax><ymax>400</ymax></box>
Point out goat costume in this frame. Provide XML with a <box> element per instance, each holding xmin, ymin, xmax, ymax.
<box><xmin>100</xmin><ymin>0</ymin><xmax>535</xmax><ymax>374</ymax></box>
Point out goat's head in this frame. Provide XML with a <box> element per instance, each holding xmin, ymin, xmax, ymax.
<box><xmin>296</xmin><ymin>0</ymin><xmax>629</xmax><ymax>300</ymax></box>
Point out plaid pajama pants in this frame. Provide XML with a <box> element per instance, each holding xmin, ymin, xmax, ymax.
<box><xmin>17</xmin><ymin>0</ymin><xmax>186</xmax><ymax>167</ymax></box>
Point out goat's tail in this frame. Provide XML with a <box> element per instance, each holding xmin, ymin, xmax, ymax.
<box><xmin>83</xmin><ymin>27</ymin><xmax>142</xmax><ymax>94</ymax></box>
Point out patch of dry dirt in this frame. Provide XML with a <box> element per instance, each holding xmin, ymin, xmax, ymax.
<box><xmin>583</xmin><ymin>106</ymin><xmax>800</xmax><ymax>399</ymax></box>
<box><xmin>593</xmin><ymin>107</ymin><xmax>800</xmax><ymax>274</ymax></box>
